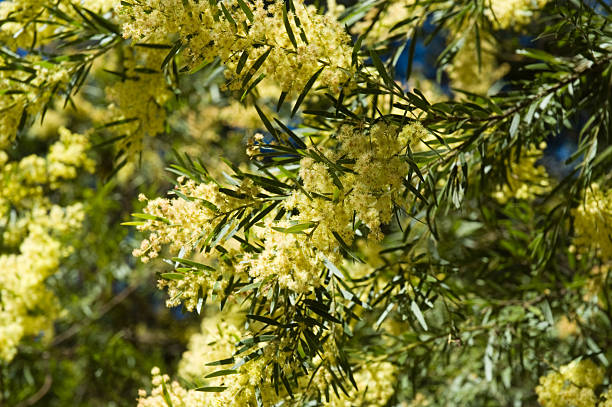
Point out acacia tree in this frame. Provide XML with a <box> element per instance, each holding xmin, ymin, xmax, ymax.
<box><xmin>1</xmin><ymin>0</ymin><xmax>611</xmax><ymax>405</ymax></box>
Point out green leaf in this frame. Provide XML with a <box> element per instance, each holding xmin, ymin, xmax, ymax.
<box><xmin>237</xmin><ymin>281</ymin><xmax>262</xmax><ymax>294</ymax></box>
<box><xmin>171</xmin><ymin>257</ymin><xmax>216</xmax><ymax>271</ymax></box>
<box><xmin>206</xmin><ymin>357</ymin><xmax>236</xmax><ymax>366</ymax></box>
<box><xmin>196</xmin><ymin>386</ymin><xmax>228</xmax><ymax>392</ymax></box>
<box><xmin>283</xmin><ymin>4</ymin><xmax>298</xmax><ymax>49</ymax></box>
<box><xmin>271</xmin><ymin>222</ymin><xmax>317</xmax><ymax>234</ymax></box>
<box><xmin>509</xmin><ymin>113</ymin><xmax>521</xmax><ymax>138</ymax></box>
<box><xmin>242</xmin><ymin>47</ymin><xmax>271</xmax><ymax>89</ymax></box>
<box><xmin>276</xmin><ymin>91</ymin><xmax>288</xmax><ymax>112</ymax></box>
<box><xmin>161</xmin><ymin>380</ymin><xmax>174</xmax><ymax>407</ymax></box>
<box><xmin>131</xmin><ymin>213</ymin><xmax>171</xmax><ymax>225</ymax></box>
<box><xmin>331</xmin><ymin>231</ymin><xmax>364</xmax><ymax>263</ymax></box>
<box><xmin>236</xmin><ymin>335</ymin><xmax>277</xmax><ymax>346</ymax></box>
<box><xmin>369</xmin><ymin>49</ymin><xmax>395</xmax><ymax>89</ymax></box>
<box><xmin>119</xmin><ymin>221</ymin><xmax>145</xmax><ymax>226</ymax></box>
<box><xmin>410</xmin><ymin>301</ymin><xmax>428</xmax><ymax>330</ymax></box>
<box><xmin>254</xmin><ymin>104</ymin><xmax>278</xmax><ymax>140</ymax></box>
<box><xmin>291</xmin><ymin>66</ymin><xmax>325</xmax><ymax>117</ymax></box>
<box><xmin>405</xmin><ymin>30</ymin><xmax>418</xmax><ymax>81</ymax></box>
<box><xmin>161</xmin><ymin>40</ymin><xmax>182</xmax><ymax>70</ymax></box>
<box><xmin>220</xmin><ymin>2</ymin><xmax>237</xmax><ymax>28</ymax></box>
<box><xmin>236</xmin><ymin>50</ymin><xmax>249</xmax><ymax>75</ymax></box>
<box><xmin>204</xmin><ymin>369</ymin><xmax>238</xmax><ymax>379</ymax></box>
<box><xmin>241</xmin><ymin>73</ymin><xmax>266</xmax><ymax>101</ymax></box>
<box><xmin>351</xmin><ymin>35</ymin><xmax>363</xmax><ymax>66</ymax></box>
<box><xmin>160</xmin><ymin>273</ymin><xmax>185</xmax><ymax>280</ymax></box>
<box><xmin>247</xmin><ymin>314</ymin><xmax>284</xmax><ymax>327</ymax></box>
<box><xmin>304</xmin><ymin>300</ymin><xmax>341</xmax><ymax>323</ymax></box>
<box><xmin>81</xmin><ymin>6</ymin><xmax>120</xmax><ymax>33</ymax></box>
<box><xmin>322</xmin><ymin>256</ymin><xmax>343</xmax><ymax>279</ymax></box>
<box><xmin>236</xmin><ymin>0</ymin><xmax>254</xmax><ymax>22</ymax></box>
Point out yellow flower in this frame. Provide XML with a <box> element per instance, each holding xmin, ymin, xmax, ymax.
<box><xmin>572</xmin><ymin>183</ymin><xmax>612</xmax><ymax>262</ymax></box>
<box><xmin>119</xmin><ymin>0</ymin><xmax>354</xmax><ymax>95</ymax></box>
<box><xmin>535</xmin><ymin>359</ymin><xmax>604</xmax><ymax>407</ymax></box>
<box><xmin>493</xmin><ymin>143</ymin><xmax>551</xmax><ymax>203</ymax></box>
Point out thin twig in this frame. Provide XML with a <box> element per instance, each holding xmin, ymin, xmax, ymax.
<box><xmin>51</xmin><ymin>284</ymin><xmax>138</xmax><ymax>347</ymax></box>
<box><xmin>14</xmin><ymin>374</ymin><xmax>52</xmax><ymax>407</ymax></box>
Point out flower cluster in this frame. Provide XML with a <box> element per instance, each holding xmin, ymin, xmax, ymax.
<box><xmin>535</xmin><ymin>359</ymin><xmax>609</xmax><ymax>407</ymax></box>
<box><xmin>0</xmin><ymin>203</ymin><xmax>85</xmax><ymax>361</ymax></box>
<box><xmin>1</xmin><ymin>0</ymin><xmax>119</xmax><ymax>49</ymax></box>
<box><xmin>486</xmin><ymin>0</ymin><xmax>550</xmax><ymax>29</ymax></box>
<box><xmin>177</xmin><ymin>312</ymin><xmax>243</xmax><ymax>382</ymax></box>
<box><xmin>243</xmin><ymin>219</ymin><xmax>330</xmax><ymax>293</ymax></box>
<box><xmin>47</xmin><ymin>127</ymin><xmax>96</xmax><ymax>186</ymax></box>
<box><xmin>245</xmin><ymin>122</ymin><xmax>412</xmax><ymax>292</ymax></box>
<box><xmin>492</xmin><ymin>143</ymin><xmax>551</xmax><ymax>204</ymax></box>
<box><xmin>0</xmin><ymin>0</ymin><xmax>53</xmax><ymax>49</ymax></box>
<box><xmin>0</xmin><ymin>126</ymin><xmax>93</xmax><ymax>362</ymax></box>
<box><xmin>133</xmin><ymin>178</ymin><xmax>259</xmax><ymax>309</ymax></box>
<box><xmin>104</xmin><ymin>48</ymin><xmax>173</xmax><ymax>158</ymax></box>
<box><xmin>352</xmin><ymin>0</ymin><xmax>422</xmax><ymax>45</ymax></box>
<box><xmin>0</xmin><ymin>58</ymin><xmax>74</xmax><ymax>149</ymax></box>
<box><xmin>134</xmin><ymin>121</ymin><xmax>417</xmax><ymax>302</ymax></box>
<box><xmin>138</xmin><ymin>316</ymin><xmax>285</xmax><ymax>406</ymax></box>
<box><xmin>133</xmin><ymin>178</ymin><xmax>257</xmax><ymax>262</ymax></box>
<box><xmin>326</xmin><ymin>361</ymin><xmax>397</xmax><ymax>407</ymax></box>
<box><xmin>139</xmin><ymin>309</ymin><xmax>396</xmax><ymax>407</ymax></box>
<box><xmin>0</xmin><ymin>127</ymin><xmax>95</xmax><ymax>214</ymax></box>
<box><xmin>572</xmin><ymin>183</ymin><xmax>612</xmax><ymax>262</ymax></box>
<box><xmin>119</xmin><ymin>0</ymin><xmax>354</xmax><ymax>95</ymax></box>
<box><xmin>291</xmin><ymin>122</ymin><xmax>412</xmax><ymax>240</ymax></box>
<box><xmin>447</xmin><ymin>30</ymin><xmax>510</xmax><ymax>95</ymax></box>
<box><xmin>137</xmin><ymin>367</ymin><xmax>210</xmax><ymax>407</ymax></box>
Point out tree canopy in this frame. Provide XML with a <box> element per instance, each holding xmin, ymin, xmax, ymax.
<box><xmin>0</xmin><ymin>0</ymin><xmax>611</xmax><ymax>406</ymax></box>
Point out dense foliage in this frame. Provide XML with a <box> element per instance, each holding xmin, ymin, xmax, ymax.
<box><xmin>1</xmin><ymin>0</ymin><xmax>611</xmax><ymax>406</ymax></box>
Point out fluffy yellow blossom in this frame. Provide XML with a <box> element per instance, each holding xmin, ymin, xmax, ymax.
<box><xmin>134</xmin><ymin>121</ymin><xmax>415</xmax><ymax>298</ymax></box>
<box><xmin>352</xmin><ymin>1</ymin><xmax>420</xmax><ymax>45</ymax></box>
<box><xmin>0</xmin><ymin>125</ymin><xmax>93</xmax><ymax>361</ymax></box>
<box><xmin>178</xmin><ymin>312</ymin><xmax>243</xmax><ymax>382</ymax></box>
<box><xmin>133</xmin><ymin>178</ymin><xmax>259</xmax><ymax>308</ymax></box>
<box><xmin>321</xmin><ymin>361</ymin><xmax>397</xmax><ymax>407</ymax></box>
<box><xmin>1</xmin><ymin>128</ymin><xmax>95</xmax><ymax>215</ymax></box>
<box><xmin>572</xmin><ymin>183</ymin><xmax>612</xmax><ymax>262</ymax></box>
<box><xmin>0</xmin><ymin>57</ymin><xmax>74</xmax><ymax>148</ymax></box>
<box><xmin>104</xmin><ymin>48</ymin><xmax>173</xmax><ymax>158</ymax></box>
<box><xmin>0</xmin><ymin>203</ymin><xmax>85</xmax><ymax>361</ymax></box>
<box><xmin>447</xmin><ymin>30</ymin><xmax>510</xmax><ymax>95</ymax></box>
<box><xmin>137</xmin><ymin>368</ymin><xmax>212</xmax><ymax>407</ymax></box>
<box><xmin>245</xmin><ymin>219</ymin><xmax>330</xmax><ymax>293</ymax></box>
<box><xmin>601</xmin><ymin>390</ymin><xmax>612</xmax><ymax>407</ymax></box>
<box><xmin>556</xmin><ymin>316</ymin><xmax>579</xmax><ymax>340</ymax></box>
<box><xmin>140</xmin><ymin>324</ymin><xmax>285</xmax><ymax>406</ymax></box>
<box><xmin>245</xmin><ymin>122</ymin><xmax>412</xmax><ymax>291</ymax></box>
<box><xmin>493</xmin><ymin>143</ymin><xmax>551</xmax><ymax>204</ymax></box>
<box><xmin>47</xmin><ymin>127</ymin><xmax>96</xmax><ymax>186</ymax></box>
<box><xmin>0</xmin><ymin>0</ymin><xmax>52</xmax><ymax>48</ymax></box>
<box><xmin>133</xmin><ymin>178</ymin><xmax>257</xmax><ymax>262</ymax></box>
<box><xmin>0</xmin><ymin>0</ymin><xmax>119</xmax><ymax>49</ymax></box>
<box><xmin>486</xmin><ymin>0</ymin><xmax>550</xmax><ymax>29</ymax></box>
<box><xmin>339</xmin><ymin>122</ymin><xmax>410</xmax><ymax>239</ymax></box>
<box><xmin>293</xmin><ymin>122</ymin><xmax>410</xmax><ymax>240</ymax></box>
<box><xmin>535</xmin><ymin>359</ymin><xmax>605</xmax><ymax>407</ymax></box>
<box><xmin>119</xmin><ymin>0</ymin><xmax>354</xmax><ymax>95</ymax></box>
